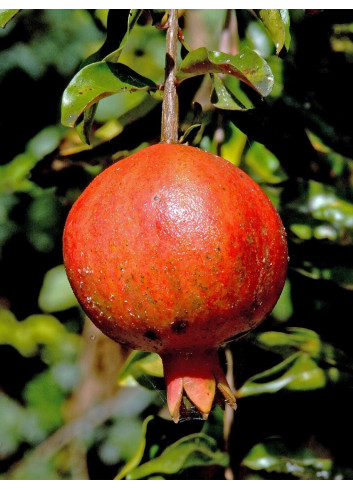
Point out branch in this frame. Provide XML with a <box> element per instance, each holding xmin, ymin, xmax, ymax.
<box><xmin>161</xmin><ymin>9</ymin><xmax>179</xmax><ymax>143</ymax></box>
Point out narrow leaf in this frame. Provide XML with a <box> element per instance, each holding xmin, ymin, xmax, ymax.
<box><xmin>117</xmin><ymin>350</ymin><xmax>164</xmax><ymax>390</ymax></box>
<box><xmin>61</xmin><ymin>62</ymin><xmax>157</xmax><ymax>128</ymax></box>
<box><xmin>254</xmin><ymin>9</ymin><xmax>291</xmax><ymax>54</ymax></box>
<box><xmin>82</xmin><ymin>10</ymin><xmax>142</xmax><ymax>68</ymax></box>
<box><xmin>243</xmin><ymin>439</ymin><xmax>332</xmax><ymax>479</ymax></box>
<box><xmin>102</xmin><ymin>9</ymin><xmax>142</xmax><ymax>63</ymax></box>
<box><xmin>126</xmin><ymin>433</ymin><xmax>229</xmax><ymax>480</ymax></box>
<box><xmin>38</xmin><ymin>265</ymin><xmax>78</xmax><ymax>313</ymax></box>
<box><xmin>178</xmin><ymin>46</ymin><xmax>274</xmax><ymax>97</ymax></box>
<box><xmin>115</xmin><ymin>416</ymin><xmax>154</xmax><ymax>481</ymax></box>
<box><xmin>211</xmin><ymin>74</ymin><xmax>247</xmax><ymax>110</ymax></box>
<box><xmin>0</xmin><ymin>9</ymin><xmax>20</xmax><ymax>28</ymax></box>
<box><xmin>179</xmin><ymin>124</ymin><xmax>202</xmax><ymax>144</ymax></box>
<box><xmin>237</xmin><ymin>353</ymin><xmax>301</xmax><ymax>398</ymax></box>
<box><xmin>76</xmin><ymin>104</ymin><xmax>97</xmax><ymax>145</ymax></box>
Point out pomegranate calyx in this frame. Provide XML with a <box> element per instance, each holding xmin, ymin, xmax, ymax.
<box><xmin>161</xmin><ymin>349</ymin><xmax>236</xmax><ymax>423</ymax></box>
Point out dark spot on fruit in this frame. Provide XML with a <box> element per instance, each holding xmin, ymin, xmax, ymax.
<box><xmin>198</xmin><ymin>283</ymin><xmax>208</xmax><ymax>290</ymax></box>
<box><xmin>171</xmin><ymin>320</ymin><xmax>189</xmax><ymax>334</ymax></box>
<box><xmin>144</xmin><ymin>329</ymin><xmax>159</xmax><ymax>340</ymax></box>
<box><xmin>154</xmin><ymin>195</ymin><xmax>160</xmax><ymax>201</ymax></box>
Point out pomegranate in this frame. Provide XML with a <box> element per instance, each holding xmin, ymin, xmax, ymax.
<box><xmin>63</xmin><ymin>143</ymin><xmax>288</xmax><ymax>422</ymax></box>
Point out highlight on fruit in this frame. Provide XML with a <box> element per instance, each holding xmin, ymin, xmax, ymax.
<box><xmin>63</xmin><ymin>143</ymin><xmax>288</xmax><ymax>422</ymax></box>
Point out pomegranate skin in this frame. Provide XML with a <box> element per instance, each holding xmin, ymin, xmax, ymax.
<box><xmin>63</xmin><ymin>143</ymin><xmax>287</xmax><ymax>353</ymax></box>
<box><xmin>63</xmin><ymin>143</ymin><xmax>288</xmax><ymax>420</ymax></box>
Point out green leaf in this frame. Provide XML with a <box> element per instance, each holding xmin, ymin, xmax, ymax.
<box><xmin>126</xmin><ymin>433</ymin><xmax>229</xmax><ymax>480</ymax></box>
<box><xmin>288</xmin><ymin>180</ymin><xmax>353</xmax><ymax>246</ymax></box>
<box><xmin>62</xmin><ymin>9</ymin><xmax>145</xmax><ymax>143</ymax></box>
<box><xmin>0</xmin><ymin>308</ymin><xmax>80</xmax><ymax>358</ymax></box>
<box><xmin>237</xmin><ymin>352</ymin><xmax>327</xmax><ymax>397</ymax></box>
<box><xmin>38</xmin><ymin>265</ymin><xmax>78</xmax><ymax>313</ymax></box>
<box><xmin>257</xmin><ymin>327</ymin><xmax>320</xmax><ymax>357</ymax></box>
<box><xmin>242</xmin><ymin>439</ymin><xmax>332</xmax><ymax>479</ymax></box>
<box><xmin>76</xmin><ymin>104</ymin><xmax>97</xmax><ymax>145</ymax></box>
<box><xmin>61</xmin><ymin>62</ymin><xmax>157</xmax><ymax>128</ymax></box>
<box><xmin>179</xmin><ymin>123</ymin><xmax>202</xmax><ymax>144</ymax></box>
<box><xmin>178</xmin><ymin>46</ymin><xmax>274</xmax><ymax>97</ymax></box>
<box><xmin>104</xmin><ymin>10</ymin><xmax>142</xmax><ymax>63</ymax></box>
<box><xmin>294</xmin><ymin>263</ymin><xmax>353</xmax><ymax>290</ymax></box>
<box><xmin>118</xmin><ymin>350</ymin><xmax>164</xmax><ymax>390</ymax></box>
<box><xmin>284</xmin><ymin>354</ymin><xmax>326</xmax><ymax>391</ymax></box>
<box><xmin>179</xmin><ymin>101</ymin><xmax>203</xmax><ymax>144</ymax></box>
<box><xmin>271</xmin><ymin>279</ymin><xmax>293</xmax><ymax>322</ymax></box>
<box><xmin>244</xmin><ymin>141</ymin><xmax>287</xmax><ymax>183</ymax></box>
<box><xmin>219</xmin><ymin>120</ymin><xmax>247</xmax><ymax>166</ymax></box>
<box><xmin>210</xmin><ymin>74</ymin><xmax>248</xmax><ymax>110</ymax></box>
<box><xmin>99</xmin><ymin>418</ymin><xmax>144</xmax><ymax>465</ymax></box>
<box><xmin>306</xmin><ymin>181</ymin><xmax>353</xmax><ymax>229</ymax></box>
<box><xmin>256</xmin><ymin>327</ymin><xmax>353</xmax><ymax>380</ymax></box>
<box><xmin>83</xmin><ymin>10</ymin><xmax>142</xmax><ymax>67</ymax></box>
<box><xmin>115</xmin><ymin>415</ymin><xmax>154</xmax><ymax>480</ymax></box>
<box><xmin>254</xmin><ymin>9</ymin><xmax>291</xmax><ymax>54</ymax></box>
<box><xmin>0</xmin><ymin>126</ymin><xmax>64</xmax><ymax>194</ymax></box>
<box><xmin>24</xmin><ymin>369</ymin><xmax>65</xmax><ymax>434</ymax></box>
<box><xmin>0</xmin><ymin>9</ymin><xmax>20</xmax><ymax>28</ymax></box>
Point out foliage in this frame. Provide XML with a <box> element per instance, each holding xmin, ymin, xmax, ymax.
<box><xmin>1</xmin><ymin>8</ymin><xmax>353</xmax><ymax>480</ymax></box>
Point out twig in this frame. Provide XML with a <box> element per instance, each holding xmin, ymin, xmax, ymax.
<box><xmin>161</xmin><ymin>9</ymin><xmax>179</xmax><ymax>143</ymax></box>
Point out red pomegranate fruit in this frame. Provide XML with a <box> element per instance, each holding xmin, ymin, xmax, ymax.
<box><xmin>63</xmin><ymin>143</ymin><xmax>288</xmax><ymax>422</ymax></box>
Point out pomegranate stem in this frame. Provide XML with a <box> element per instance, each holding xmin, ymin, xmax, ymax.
<box><xmin>161</xmin><ymin>9</ymin><xmax>179</xmax><ymax>144</ymax></box>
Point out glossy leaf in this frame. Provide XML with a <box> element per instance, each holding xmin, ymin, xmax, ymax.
<box><xmin>178</xmin><ymin>46</ymin><xmax>274</xmax><ymax>97</ymax></box>
<box><xmin>307</xmin><ymin>181</ymin><xmax>353</xmax><ymax>229</ymax></box>
<box><xmin>38</xmin><ymin>265</ymin><xmax>78</xmax><ymax>313</ymax></box>
<box><xmin>0</xmin><ymin>9</ymin><xmax>20</xmax><ymax>28</ymax></box>
<box><xmin>243</xmin><ymin>439</ymin><xmax>332</xmax><ymax>479</ymax></box>
<box><xmin>237</xmin><ymin>352</ymin><xmax>328</xmax><ymax>398</ymax></box>
<box><xmin>254</xmin><ymin>9</ymin><xmax>291</xmax><ymax>54</ymax></box>
<box><xmin>257</xmin><ymin>327</ymin><xmax>320</xmax><ymax>357</ymax></box>
<box><xmin>62</xmin><ymin>9</ymin><xmax>144</xmax><ymax>143</ymax></box>
<box><xmin>118</xmin><ymin>350</ymin><xmax>164</xmax><ymax>390</ymax></box>
<box><xmin>76</xmin><ymin>104</ymin><xmax>97</xmax><ymax>146</ymax></box>
<box><xmin>288</xmin><ymin>180</ymin><xmax>353</xmax><ymax>246</ymax></box>
<box><xmin>83</xmin><ymin>10</ymin><xmax>142</xmax><ymax>67</ymax></box>
<box><xmin>211</xmin><ymin>74</ymin><xmax>247</xmax><ymax>110</ymax></box>
<box><xmin>61</xmin><ymin>62</ymin><xmax>157</xmax><ymax>128</ymax></box>
<box><xmin>258</xmin><ymin>327</ymin><xmax>353</xmax><ymax>376</ymax></box>
<box><xmin>115</xmin><ymin>416</ymin><xmax>154</xmax><ymax>480</ymax></box>
<box><xmin>126</xmin><ymin>433</ymin><xmax>229</xmax><ymax>480</ymax></box>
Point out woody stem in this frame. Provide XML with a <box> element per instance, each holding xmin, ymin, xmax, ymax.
<box><xmin>161</xmin><ymin>9</ymin><xmax>179</xmax><ymax>144</ymax></box>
